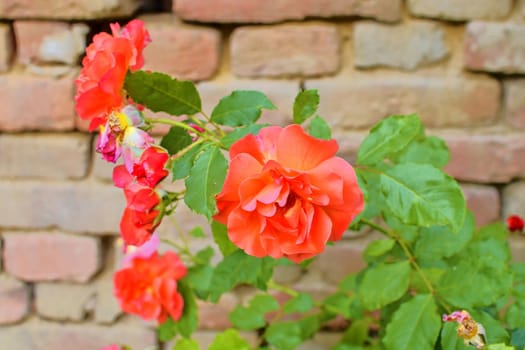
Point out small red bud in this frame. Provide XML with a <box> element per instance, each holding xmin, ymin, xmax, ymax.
<box><xmin>507</xmin><ymin>215</ymin><xmax>524</xmax><ymax>232</ymax></box>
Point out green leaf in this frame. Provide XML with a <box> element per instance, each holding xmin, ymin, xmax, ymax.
<box><xmin>487</xmin><ymin>344</ymin><xmax>515</xmax><ymax>350</ymax></box>
<box><xmin>363</xmin><ymin>239</ymin><xmax>395</xmax><ymax>261</ymax></box>
<box><xmin>185</xmin><ymin>265</ymin><xmax>213</xmax><ymax>299</ymax></box>
<box><xmin>342</xmin><ymin>319</ymin><xmax>370</xmax><ymax>346</ymax></box>
<box><xmin>282</xmin><ymin>293</ymin><xmax>315</xmax><ymax>313</ymax></box>
<box><xmin>324</xmin><ymin>291</ymin><xmax>353</xmax><ymax>318</ymax></box>
<box><xmin>379</xmin><ymin>163</ymin><xmax>466</xmax><ymax>232</ymax></box>
<box><xmin>210</xmin><ymin>90</ymin><xmax>276</xmax><ymax>127</ymax></box>
<box><xmin>174</xmin><ymin>281</ymin><xmax>199</xmax><ymax>338</ymax></box>
<box><xmin>357</xmin><ymin>114</ymin><xmax>423</xmax><ymax>166</ymax></box>
<box><xmin>383</xmin><ymin>294</ymin><xmax>441</xmax><ymax>350</ymax></box>
<box><xmin>172</xmin><ymin>339</ymin><xmax>200</xmax><ymax>350</ymax></box>
<box><xmin>158</xmin><ymin>317</ymin><xmax>178</xmax><ymax>342</ymax></box>
<box><xmin>308</xmin><ymin>115</ymin><xmax>332</xmax><ymax>140</ymax></box>
<box><xmin>298</xmin><ymin>315</ymin><xmax>321</xmax><ymax>339</ymax></box>
<box><xmin>415</xmin><ymin>211</ymin><xmax>475</xmax><ymax>261</ymax></box>
<box><xmin>229</xmin><ymin>294</ymin><xmax>279</xmax><ymax>330</ymax></box>
<box><xmin>161</xmin><ymin>126</ymin><xmax>193</xmax><ymax>156</ymax></box>
<box><xmin>211</xmin><ymin>221</ymin><xmax>238</xmax><ymax>257</ymax></box>
<box><xmin>221</xmin><ymin>124</ymin><xmax>268</xmax><ymax>148</ymax></box>
<box><xmin>171</xmin><ymin>143</ymin><xmax>205</xmax><ymax>180</ymax></box>
<box><xmin>195</xmin><ymin>246</ymin><xmax>214</xmax><ymax>264</ymax></box>
<box><xmin>189</xmin><ymin>226</ymin><xmax>206</xmax><ymax>238</ymax></box>
<box><xmin>209</xmin><ymin>250</ymin><xmax>276</xmax><ymax>302</ymax></box>
<box><xmin>438</xmin><ymin>259</ymin><xmax>511</xmax><ymax>309</ymax></box>
<box><xmin>293</xmin><ymin>89</ymin><xmax>319</xmax><ymax>124</ymax></box>
<box><xmin>511</xmin><ymin>328</ymin><xmax>525</xmax><ymax>350</ymax></box>
<box><xmin>209</xmin><ymin>329</ymin><xmax>251</xmax><ymax>350</ymax></box>
<box><xmin>125</xmin><ymin>71</ymin><xmax>201</xmax><ymax>115</ymax></box>
<box><xmin>265</xmin><ymin>321</ymin><xmax>303</xmax><ymax>350</ymax></box>
<box><xmin>184</xmin><ymin>144</ymin><xmax>228</xmax><ymax>219</ymax></box>
<box><xmin>471</xmin><ymin>310</ymin><xmax>509</xmax><ymax>345</ymax></box>
<box><xmin>507</xmin><ymin>303</ymin><xmax>525</xmax><ymax>329</ymax></box>
<box><xmin>358</xmin><ymin>261</ymin><xmax>411</xmax><ymax>310</ymax></box>
<box><xmin>440</xmin><ymin>322</ymin><xmax>469</xmax><ymax>350</ymax></box>
<box><xmin>393</xmin><ymin>135</ymin><xmax>450</xmax><ymax>169</ymax></box>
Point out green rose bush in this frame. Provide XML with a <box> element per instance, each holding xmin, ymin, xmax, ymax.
<box><xmin>76</xmin><ymin>20</ymin><xmax>525</xmax><ymax>350</ymax></box>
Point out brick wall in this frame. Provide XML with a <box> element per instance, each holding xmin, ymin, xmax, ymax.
<box><xmin>1</xmin><ymin>0</ymin><xmax>524</xmax><ymax>349</ymax></box>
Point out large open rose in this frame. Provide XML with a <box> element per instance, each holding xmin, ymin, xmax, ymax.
<box><xmin>215</xmin><ymin>125</ymin><xmax>364</xmax><ymax>263</ymax></box>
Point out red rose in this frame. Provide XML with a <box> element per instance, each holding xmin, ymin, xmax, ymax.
<box><xmin>215</xmin><ymin>125</ymin><xmax>364</xmax><ymax>263</ymax></box>
<box><xmin>113</xmin><ymin>147</ymin><xmax>169</xmax><ymax>189</ymax></box>
<box><xmin>75</xmin><ymin>19</ymin><xmax>151</xmax><ymax>130</ymax></box>
<box><xmin>507</xmin><ymin>214</ymin><xmax>524</xmax><ymax>232</ymax></box>
<box><xmin>120</xmin><ymin>183</ymin><xmax>161</xmax><ymax>246</ymax></box>
<box><xmin>114</xmin><ymin>251</ymin><xmax>187</xmax><ymax>323</ymax></box>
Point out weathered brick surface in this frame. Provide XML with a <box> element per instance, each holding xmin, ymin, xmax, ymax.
<box><xmin>465</xmin><ymin>22</ymin><xmax>525</xmax><ymax>74</ymax></box>
<box><xmin>231</xmin><ymin>23</ymin><xmax>340</xmax><ymax>78</ymax></box>
<box><xmin>0</xmin><ymin>320</ymin><xmax>156</xmax><ymax>350</ymax></box>
<box><xmin>407</xmin><ymin>0</ymin><xmax>512</xmax><ymax>21</ymax></box>
<box><xmin>174</xmin><ymin>0</ymin><xmax>402</xmax><ymax>23</ymax></box>
<box><xmin>461</xmin><ymin>184</ymin><xmax>500</xmax><ymax>226</ymax></box>
<box><xmin>3</xmin><ymin>232</ymin><xmax>101</xmax><ymax>282</ymax></box>
<box><xmin>354</xmin><ymin>21</ymin><xmax>448</xmax><ymax>70</ymax></box>
<box><xmin>0</xmin><ymin>24</ymin><xmax>13</xmax><ymax>72</ymax></box>
<box><xmin>509</xmin><ymin>235</ymin><xmax>525</xmax><ymax>263</ymax></box>
<box><xmin>197</xmin><ymin>79</ymin><xmax>299</xmax><ymax>126</ymax></box>
<box><xmin>14</xmin><ymin>21</ymin><xmax>88</xmax><ymax>65</ymax></box>
<box><xmin>0</xmin><ymin>275</ymin><xmax>29</xmax><ymax>325</ymax></box>
<box><xmin>0</xmin><ymin>134</ymin><xmax>90</xmax><ymax>180</ymax></box>
<box><xmin>502</xmin><ymin>181</ymin><xmax>525</xmax><ymax>221</ymax></box>
<box><xmin>0</xmin><ymin>72</ymin><xmax>76</xmax><ymax>131</ymax></box>
<box><xmin>0</xmin><ymin>181</ymin><xmax>124</xmax><ymax>233</ymax></box>
<box><xmin>0</xmin><ymin>0</ymin><xmax>142</xmax><ymax>19</ymax></box>
<box><xmin>142</xmin><ymin>15</ymin><xmax>221</xmax><ymax>81</ymax></box>
<box><xmin>504</xmin><ymin>79</ymin><xmax>525</xmax><ymax>128</ymax></box>
<box><xmin>306</xmin><ymin>74</ymin><xmax>500</xmax><ymax>129</ymax></box>
<box><xmin>35</xmin><ymin>283</ymin><xmax>95</xmax><ymax>321</ymax></box>
<box><xmin>197</xmin><ymin>292</ymin><xmax>238</xmax><ymax>330</ymax></box>
<box><xmin>443</xmin><ymin>133</ymin><xmax>525</xmax><ymax>183</ymax></box>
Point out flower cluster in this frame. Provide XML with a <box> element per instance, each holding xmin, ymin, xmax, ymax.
<box><xmin>443</xmin><ymin>310</ymin><xmax>486</xmax><ymax>349</ymax></box>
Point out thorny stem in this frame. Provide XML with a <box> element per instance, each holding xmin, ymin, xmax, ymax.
<box><xmin>144</xmin><ymin>117</ymin><xmax>223</xmax><ymax>146</ymax></box>
<box><xmin>360</xmin><ymin>218</ymin><xmax>451</xmax><ymax>313</ymax></box>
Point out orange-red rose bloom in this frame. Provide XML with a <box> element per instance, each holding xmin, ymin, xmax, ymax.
<box><xmin>214</xmin><ymin>125</ymin><xmax>364</xmax><ymax>263</ymax></box>
<box><xmin>114</xmin><ymin>251</ymin><xmax>187</xmax><ymax>323</ymax></box>
<box><xmin>75</xmin><ymin>20</ymin><xmax>151</xmax><ymax>130</ymax></box>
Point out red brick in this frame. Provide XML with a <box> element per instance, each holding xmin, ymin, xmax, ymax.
<box><xmin>174</xmin><ymin>0</ymin><xmax>401</xmax><ymax>23</ymax></box>
<box><xmin>0</xmin><ymin>0</ymin><xmax>142</xmax><ymax>19</ymax></box>
<box><xmin>0</xmin><ymin>320</ymin><xmax>156</xmax><ymax>350</ymax></box>
<box><xmin>35</xmin><ymin>283</ymin><xmax>95</xmax><ymax>321</ymax></box>
<box><xmin>231</xmin><ymin>23</ymin><xmax>340</xmax><ymax>78</ymax></box>
<box><xmin>0</xmin><ymin>181</ymin><xmax>124</xmax><ymax>233</ymax></box>
<box><xmin>504</xmin><ymin>79</ymin><xmax>525</xmax><ymax>128</ymax></box>
<box><xmin>0</xmin><ymin>72</ymin><xmax>76</xmax><ymax>131</ymax></box>
<box><xmin>3</xmin><ymin>232</ymin><xmax>101</xmax><ymax>282</ymax></box>
<box><xmin>461</xmin><ymin>184</ymin><xmax>500</xmax><ymax>226</ymax></box>
<box><xmin>141</xmin><ymin>15</ymin><xmax>221</xmax><ymax>81</ymax></box>
<box><xmin>0</xmin><ymin>275</ymin><xmax>29</xmax><ymax>325</ymax></box>
<box><xmin>14</xmin><ymin>21</ymin><xmax>88</xmax><ymax>65</ymax></box>
<box><xmin>443</xmin><ymin>132</ymin><xmax>525</xmax><ymax>183</ymax></box>
<box><xmin>354</xmin><ymin>21</ymin><xmax>448</xmax><ymax>70</ymax></box>
<box><xmin>465</xmin><ymin>22</ymin><xmax>525</xmax><ymax>74</ymax></box>
<box><xmin>306</xmin><ymin>74</ymin><xmax>500</xmax><ymax>129</ymax></box>
<box><xmin>197</xmin><ymin>79</ymin><xmax>299</xmax><ymax>126</ymax></box>
<box><xmin>0</xmin><ymin>134</ymin><xmax>90</xmax><ymax>180</ymax></box>
<box><xmin>0</xmin><ymin>24</ymin><xmax>13</xmax><ymax>72</ymax></box>
<box><xmin>408</xmin><ymin>0</ymin><xmax>512</xmax><ymax>20</ymax></box>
